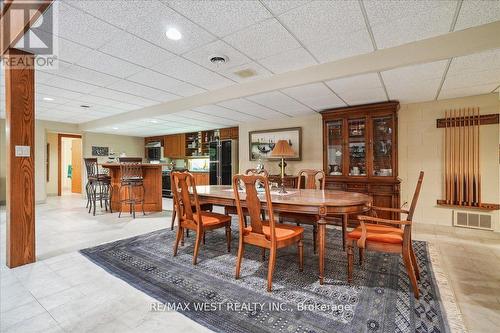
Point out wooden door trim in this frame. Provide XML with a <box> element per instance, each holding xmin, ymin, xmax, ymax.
<box><xmin>57</xmin><ymin>134</ymin><xmax>82</xmax><ymax>196</ymax></box>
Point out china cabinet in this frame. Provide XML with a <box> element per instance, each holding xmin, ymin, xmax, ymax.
<box><xmin>321</xmin><ymin>101</ymin><xmax>401</xmax><ymax>220</ymax></box>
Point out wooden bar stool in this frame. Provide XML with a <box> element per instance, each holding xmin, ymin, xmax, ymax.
<box><xmin>84</xmin><ymin>158</ymin><xmax>112</xmax><ymax>216</ymax></box>
<box><xmin>118</xmin><ymin>162</ymin><xmax>145</xmax><ymax>218</ymax></box>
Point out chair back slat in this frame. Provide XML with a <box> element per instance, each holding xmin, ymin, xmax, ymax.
<box><xmin>407</xmin><ymin>171</ymin><xmax>424</xmax><ymax>221</ymax></box>
<box><xmin>233</xmin><ymin>174</ymin><xmax>275</xmax><ymax>240</ymax></box>
<box><xmin>84</xmin><ymin>158</ymin><xmax>98</xmax><ymax>178</ymax></box>
<box><xmin>297</xmin><ymin>169</ymin><xmax>325</xmax><ymax>190</ymax></box>
<box><xmin>171</xmin><ymin>171</ymin><xmax>201</xmax><ymax>224</ymax></box>
<box><xmin>120</xmin><ymin>162</ymin><xmax>143</xmax><ymax>181</ymax></box>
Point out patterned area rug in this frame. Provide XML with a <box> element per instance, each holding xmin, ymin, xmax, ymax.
<box><xmin>81</xmin><ymin>227</ymin><xmax>452</xmax><ymax>333</ymax></box>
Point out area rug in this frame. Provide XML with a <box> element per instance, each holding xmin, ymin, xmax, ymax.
<box><xmin>80</xmin><ymin>227</ymin><xmax>460</xmax><ymax>333</ymax></box>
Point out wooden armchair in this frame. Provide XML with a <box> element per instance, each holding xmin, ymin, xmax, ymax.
<box><xmin>347</xmin><ymin>171</ymin><xmax>424</xmax><ymax>298</ymax></box>
<box><xmin>224</xmin><ymin>168</ymin><xmax>269</xmax><ymax>225</ymax></box>
<box><xmin>171</xmin><ymin>171</ymin><xmax>231</xmax><ymax>265</ymax></box>
<box><xmin>279</xmin><ymin>169</ymin><xmax>325</xmax><ymax>253</ymax></box>
<box><xmin>233</xmin><ymin>174</ymin><xmax>304</xmax><ymax>292</ymax></box>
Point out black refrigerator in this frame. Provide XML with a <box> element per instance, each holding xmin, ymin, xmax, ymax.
<box><xmin>209</xmin><ymin>139</ymin><xmax>238</xmax><ymax>185</ymax></box>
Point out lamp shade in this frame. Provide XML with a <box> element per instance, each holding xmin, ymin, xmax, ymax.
<box><xmin>270</xmin><ymin>140</ymin><xmax>295</xmax><ymax>158</ymax></box>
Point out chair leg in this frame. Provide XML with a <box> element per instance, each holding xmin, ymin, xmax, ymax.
<box><xmin>235</xmin><ymin>238</ymin><xmax>244</xmax><ymax>279</ymax></box>
<box><xmin>267</xmin><ymin>247</ymin><xmax>277</xmax><ymax>292</ymax></box>
<box><xmin>173</xmin><ymin>226</ymin><xmax>183</xmax><ymax>256</ymax></box>
<box><xmin>202</xmin><ymin>230</ymin><xmax>206</xmax><ymax>245</ymax></box>
<box><xmin>118</xmin><ymin>185</ymin><xmax>123</xmax><ymax>218</ymax></box>
<box><xmin>192</xmin><ymin>230</ymin><xmax>202</xmax><ymax>265</ymax></box>
<box><xmin>92</xmin><ymin>184</ymin><xmax>97</xmax><ymax>216</ymax></box>
<box><xmin>243</xmin><ymin>216</ymin><xmax>247</xmax><ymax>228</ymax></box>
<box><xmin>410</xmin><ymin>245</ymin><xmax>420</xmax><ymax>280</ymax></box>
<box><xmin>312</xmin><ymin>224</ymin><xmax>317</xmax><ymax>255</ymax></box>
<box><xmin>225</xmin><ymin>224</ymin><xmax>231</xmax><ymax>252</ymax></box>
<box><xmin>347</xmin><ymin>240</ymin><xmax>354</xmax><ymax>283</ymax></box>
<box><xmin>85</xmin><ymin>182</ymin><xmax>90</xmax><ymax>208</ymax></box>
<box><xmin>403</xmin><ymin>248</ymin><xmax>419</xmax><ymax>299</ymax></box>
<box><xmin>359</xmin><ymin>247</ymin><xmax>365</xmax><ymax>266</ymax></box>
<box><xmin>141</xmin><ymin>184</ymin><xmax>145</xmax><ymax>216</ymax></box>
<box><xmin>298</xmin><ymin>239</ymin><xmax>304</xmax><ymax>272</ymax></box>
<box><xmin>108</xmin><ymin>184</ymin><xmax>113</xmax><ymax>213</ymax></box>
<box><xmin>170</xmin><ymin>205</ymin><xmax>176</xmax><ymax>230</ymax></box>
<box><xmin>99</xmin><ymin>184</ymin><xmax>103</xmax><ymax>208</ymax></box>
<box><xmin>261</xmin><ymin>248</ymin><xmax>266</xmax><ymax>261</ymax></box>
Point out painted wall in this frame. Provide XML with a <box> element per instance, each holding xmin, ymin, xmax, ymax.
<box><xmin>239</xmin><ymin>93</ymin><xmax>500</xmax><ymax>231</ymax></box>
<box><xmin>239</xmin><ymin>114</ymin><xmax>323</xmax><ymax>175</ymax></box>
<box><xmin>46</xmin><ymin>132</ymin><xmax>58</xmax><ymax>196</ymax></box>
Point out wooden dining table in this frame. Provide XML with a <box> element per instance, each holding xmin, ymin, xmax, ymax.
<box><xmin>194</xmin><ymin>185</ymin><xmax>372</xmax><ymax>284</ymax></box>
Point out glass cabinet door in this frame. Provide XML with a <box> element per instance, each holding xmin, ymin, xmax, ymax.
<box><xmin>326</xmin><ymin>120</ymin><xmax>343</xmax><ymax>176</ymax></box>
<box><xmin>372</xmin><ymin>116</ymin><xmax>394</xmax><ymax>177</ymax></box>
<box><xmin>348</xmin><ymin>118</ymin><xmax>367</xmax><ymax>176</ymax></box>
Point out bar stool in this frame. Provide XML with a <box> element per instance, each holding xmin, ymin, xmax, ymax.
<box><xmin>118</xmin><ymin>162</ymin><xmax>145</xmax><ymax>218</ymax></box>
<box><xmin>84</xmin><ymin>158</ymin><xmax>112</xmax><ymax>216</ymax></box>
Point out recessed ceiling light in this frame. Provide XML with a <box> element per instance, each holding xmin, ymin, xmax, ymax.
<box><xmin>210</xmin><ymin>55</ymin><xmax>228</xmax><ymax>66</ymax></box>
<box><xmin>43</xmin><ymin>97</ymin><xmax>54</xmax><ymax>101</ymax></box>
<box><xmin>147</xmin><ymin>119</ymin><xmax>159</xmax><ymax>124</ymax></box>
<box><xmin>165</xmin><ymin>28</ymin><xmax>182</xmax><ymax>40</ymax></box>
<box><xmin>80</xmin><ymin>105</ymin><xmax>90</xmax><ymax>108</ymax></box>
<box><xmin>111</xmin><ymin>127</ymin><xmax>119</xmax><ymax>130</ymax></box>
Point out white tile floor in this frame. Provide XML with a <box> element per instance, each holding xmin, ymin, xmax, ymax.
<box><xmin>1</xmin><ymin>195</ymin><xmax>499</xmax><ymax>332</ymax></box>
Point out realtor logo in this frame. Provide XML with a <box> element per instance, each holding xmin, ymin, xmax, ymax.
<box><xmin>2</xmin><ymin>1</ymin><xmax>58</xmax><ymax>68</ymax></box>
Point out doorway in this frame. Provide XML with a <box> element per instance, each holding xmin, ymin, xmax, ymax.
<box><xmin>58</xmin><ymin>134</ymin><xmax>82</xmax><ymax>196</ymax></box>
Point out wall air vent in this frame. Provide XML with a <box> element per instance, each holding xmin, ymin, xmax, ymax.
<box><xmin>454</xmin><ymin>210</ymin><xmax>493</xmax><ymax>230</ymax></box>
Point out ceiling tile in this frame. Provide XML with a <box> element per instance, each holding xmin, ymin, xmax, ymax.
<box><xmin>126</xmin><ymin>69</ymin><xmax>184</xmax><ymax>90</ymax></box>
<box><xmin>121</xmin><ymin>1</ymin><xmax>216</xmax><ymax>55</ymax></box>
<box><xmin>151</xmin><ymin>56</ymin><xmax>235</xmax><ymax>89</ymax></box>
<box><xmin>89</xmin><ymin>87</ymin><xmax>159</xmax><ymax>106</ymax></box>
<box><xmin>262</xmin><ymin>0</ymin><xmax>311</xmax><ymax>15</ymax></box>
<box><xmin>42</xmin><ymin>76</ymin><xmax>101</xmax><ymax>94</ymax></box>
<box><xmin>306</xmin><ymin>29</ymin><xmax>374</xmax><ymax>63</ymax></box>
<box><xmin>166</xmin><ymin>0</ymin><xmax>271</xmax><ymax>37</ymax></box>
<box><xmin>281</xmin><ymin>83</ymin><xmax>346</xmax><ymax>110</ymax></box>
<box><xmin>223</xmin><ymin>18</ymin><xmax>300</xmax><ymax>59</ymax></box>
<box><xmin>326</xmin><ymin>73</ymin><xmax>388</xmax><ymax>105</ymax></box>
<box><xmin>246</xmin><ymin>91</ymin><xmax>313</xmax><ymax>116</ymax></box>
<box><xmin>219</xmin><ymin>62</ymin><xmax>272</xmax><ymax>82</ymax></box>
<box><xmin>217</xmin><ymin>98</ymin><xmax>285</xmax><ymax>120</ymax></box>
<box><xmin>365</xmin><ymin>0</ymin><xmax>457</xmax><ymax>49</ymax></box>
<box><xmin>99</xmin><ymin>32</ymin><xmax>176</xmax><ymax>68</ymax></box>
<box><xmin>182</xmin><ymin>40</ymin><xmax>251</xmax><ymax>71</ymax></box>
<box><xmin>259</xmin><ymin>47</ymin><xmax>317</xmax><ymax>74</ymax></box>
<box><xmin>279</xmin><ymin>1</ymin><xmax>366</xmax><ymax>47</ymax></box>
<box><xmin>54</xmin><ymin>2</ymin><xmax>122</xmax><ymax>49</ymax></box>
<box><xmin>439</xmin><ymin>83</ymin><xmax>498</xmax><ymax>100</ymax></box>
<box><xmin>56</xmin><ymin>65</ymin><xmax>121</xmax><ymax>87</ymax></box>
<box><xmin>106</xmin><ymin>79</ymin><xmax>179</xmax><ymax>101</ymax></box>
<box><xmin>382</xmin><ymin>60</ymin><xmax>448</xmax><ymax>103</ymax></box>
<box><xmin>177</xmin><ymin>110</ymin><xmax>237</xmax><ymax>126</ymax></box>
<box><xmin>454</xmin><ymin>0</ymin><xmax>500</xmax><ymax>31</ymax></box>
<box><xmin>166</xmin><ymin>83</ymin><xmax>207</xmax><ymax>97</ymax></box>
<box><xmin>193</xmin><ymin>105</ymin><xmax>263</xmax><ymax>122</ymax></box>
<box><xmin>76</xmin><ymin>50</ymin><xmax>143</xmax><ymax>78</ymax></box>
<box><xmin>36</xmin><ymin>84</ymin><xmax>84</xmax><ymax>99</ymax></box>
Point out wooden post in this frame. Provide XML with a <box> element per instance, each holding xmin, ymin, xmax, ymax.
<box><xmin>5</xmin><ymin>48</ymin><xmax>36</xmax><ymax>268</ymax></box>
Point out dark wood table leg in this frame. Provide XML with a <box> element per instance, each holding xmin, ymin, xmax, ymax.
<box><xmin>318</xmin><ymin>206</ymin><xmax>327</xmax><ymax>285</ymax></box>
<box><xmin>342</xmin><ymin>213</ymin><xmax>348</xmax><ymax>251</ymax></box>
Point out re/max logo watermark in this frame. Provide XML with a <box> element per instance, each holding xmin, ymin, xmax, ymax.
<box><xmin>2</xmin><ymin>1</ymin><xmax>58</xmax><ymax>69</ymax></box>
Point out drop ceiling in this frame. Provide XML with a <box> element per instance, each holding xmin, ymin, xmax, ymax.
<box><xmin>0</xmin><ymin>0</ymin><xmax>499</xmax><ymax>136</ymax></box>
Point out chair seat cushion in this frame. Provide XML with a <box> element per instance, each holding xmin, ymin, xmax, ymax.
<box><xmin>348</xmin><ymin>224</ymin><xmax>403</xmax><ymax>244</ymax></box>
<box><xmin>244</xmin><ymin>222</ymin><xmax>303</xmax><ymax>240</ymax></box>
<box><xmin>192</xmin><ymin>211</ymin><xmax>231</xmax><ymax>226</ymax></box>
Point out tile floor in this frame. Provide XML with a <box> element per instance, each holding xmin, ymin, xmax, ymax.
<box><xmin>1</xmin><ymin>195</ymin><xmax>499</xmax><ymax>332</ymax></box>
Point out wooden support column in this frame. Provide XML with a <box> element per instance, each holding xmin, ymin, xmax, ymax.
<box><xmin>5</xmin><ymin>48</ymin><xmax>36</xmax><ymax>268</ymax></box>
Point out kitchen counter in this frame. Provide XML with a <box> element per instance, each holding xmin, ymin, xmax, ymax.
<box><xmin>102</xmin><ymin>163</ymin><xmax>162</xmax><ymax>213</ymax></box>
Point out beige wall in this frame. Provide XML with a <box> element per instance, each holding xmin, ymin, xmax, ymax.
<box><xmin>81</xmin><ymin>132</ymin><xmax>144</xmax><ymax>163</ymax></box>
<box><xmin>46</xmin><ymin>132</ymin><xmax>59</xmax><ymax>196</ymax></box>
<box><xmin>239</xmin><ymin>114</ymin><xmax>323</xmax><ymax>175</ymax></box>
<box><xmin>398</xmin><ymin>93</ymin><xmax>500</xmax><ymax>230</ymax></box>
<box><xmin>239</xmin><ymin>93</ymin><xmax>500</xmax><ymax>231</ymax></box>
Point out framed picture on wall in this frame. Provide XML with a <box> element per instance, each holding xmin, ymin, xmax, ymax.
<box><xmin>92</xmin><ymin>146</ymin><xmax>109</xmax><ymax>157</ymax></box>
<box><xmin>248</xmin><ymin>127</ymin><xmax>302</xmax><ymax>161</ymax></box>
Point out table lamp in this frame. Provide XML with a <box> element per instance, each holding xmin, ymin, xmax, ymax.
<box><xmin>270</xmin><ymin>140</ymin><xmax>295</xmax><ymax>193</ymax></box>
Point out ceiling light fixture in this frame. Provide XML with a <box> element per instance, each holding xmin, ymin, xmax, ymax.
<box><xmin>111</xmin><ymin>127</ymin><xmax>119</xmax><ymax>130</ymax></box>
<box><xmin>43</xmin><ymin>97</ymin><xmax>54</xmax><ymax>101</ymax></box>
<box><xmin>165</xmin><ymin>28</ymin><xmax>182</xmax><ymax>40</ymax></box>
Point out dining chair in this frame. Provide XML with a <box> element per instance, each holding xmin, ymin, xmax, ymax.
<box><xmin>224</xmin><ymin>168</ymin><xmax>269</xmax><ymax>226</ymax></box>
<box><xmin>84</xmin><ymin>158</ymin><xmax>112</xmax><ymax>216</ymax></box>
<box><xmin>346</xmin><ymin>171</ymin><xmax>424</xmax><ymax>298</ymax></box>
<box><xmin>172</xmin><ymin>171</ymin><xmax>231</xmax><ymax>265</ymax></box>
<box><xmin>233</xmin><ymin>174</ymin><xmax>304</xmax><ymax>292</ymax></box>
<box><xmin>279</xmin><ymin>169</ymin><xmax>325</xmax><ymax>253</ymax></box>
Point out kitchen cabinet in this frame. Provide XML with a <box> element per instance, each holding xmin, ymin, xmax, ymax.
<box><xmin>220</xmin><ymin>127</ymin><xmax>238</xmax><ymax>140</ymax></box>
<box><xmin>192</xmin><ymin>172</ymin><xmax>209</xmax><ymax>185</ymax></box>
<box><xmin>164</xmin><ymin>134</ymin><xmax>185</xmax><ymax>158</ymax></box>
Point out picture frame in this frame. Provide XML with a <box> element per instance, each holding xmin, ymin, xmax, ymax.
<box><xmin>248</xmin><ymin>127</ymin><xmax>302</xmax><ymax>161</ymax></box>
<box><xmin>92</xmin><ymin>146</ymin><xmax>109</xmax><ymax>157</ymax></box>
